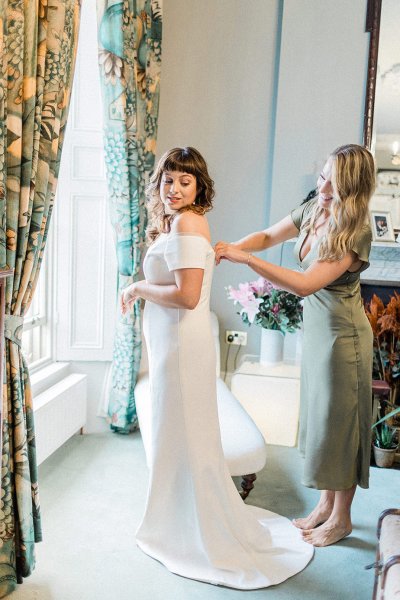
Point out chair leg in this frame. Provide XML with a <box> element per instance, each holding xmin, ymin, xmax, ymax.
<box><xmin>240</xmin><ymin>473</ymin><xmax>257</xmax><ymax>500</ymax></box>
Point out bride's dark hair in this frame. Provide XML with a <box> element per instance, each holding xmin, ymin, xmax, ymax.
<box><xmin>146</xmin><ymin>147</ymin><xmax>215</xmax><ymax>243</ymax></box>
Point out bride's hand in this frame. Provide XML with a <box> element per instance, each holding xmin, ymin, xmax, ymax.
<box><xmin>214</xmin><ymin>241</ymin><xmax>248</xmax><ymax>266</ymax></box>
<box><xmin>120</xmin><ymin>283</ymin><xmax>140</xmax><ymax>315</ymax></box>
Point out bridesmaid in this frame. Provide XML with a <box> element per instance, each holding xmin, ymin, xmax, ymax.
<box><xmin>215</xmin><ymin>144</ymin><xmax>376</xmax><ymax>547</ymax></box>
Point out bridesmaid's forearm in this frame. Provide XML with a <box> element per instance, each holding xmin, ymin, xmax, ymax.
<box><xmin>231</xmin><ymin>216</ymin><xmax>299</xmax><ymax>252</ymax></box>
<box><xmin>233</xmin><ymin>231</ymin><xmax>269</xmax><ymax>252</ymax></box>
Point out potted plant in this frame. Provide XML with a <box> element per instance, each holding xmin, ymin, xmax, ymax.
<box><xmin>227</xmin><ymin>277</ymin><xmax>303</xmax><ymax>365</ymax></box>
<box><xmin>364</xmin><ymin>292</ymin><xmax>400</xmax><ymax>407</ymax></box>
<box><xmin>372</xmin><ymin>406</ymin><xmax>400</xmax><ymax>468</ymax></box>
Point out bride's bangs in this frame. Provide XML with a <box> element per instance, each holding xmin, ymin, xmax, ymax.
<box><xmin>163</xmin><ymin>151</ymin><xmax>200</xmax><ymax>179</ymax></box>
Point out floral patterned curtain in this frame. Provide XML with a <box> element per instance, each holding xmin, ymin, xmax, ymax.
<box><xmin>96</xmin><ymin>0</ymin><xmax>162</xmax><ymax>432</ymax></box>
<box><xmin>0</xmin><ymin>0</ymin><xmax>81</xmax><ymax>594</ymax></box>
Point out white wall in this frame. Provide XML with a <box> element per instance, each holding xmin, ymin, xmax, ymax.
<box><xmin>157</xmin><ymin>0</ymin><xmax>369</xmax><ymax>363</ymax></box>
<box><xmin>68</xmin><ymin>361</ymin><xmax>111</xmax><ymax>433</ymax></box>
<box><xmin>269</xmin><ymin>0</ymin><xmax>369</xmax><ymax>231</ymax></box>
<box><xmin>156</xmin><ymin>0</ymin><xmax>282</xmax><ymax>363</ymax></box>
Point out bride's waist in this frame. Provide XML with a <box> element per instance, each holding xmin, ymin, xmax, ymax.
<box><xmin>143</xmin><ymin>301</ymin><xmax>212</xmax><ymax>336</ymax></box>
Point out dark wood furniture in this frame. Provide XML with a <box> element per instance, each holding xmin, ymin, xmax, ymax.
<box><xmin>240</xmin><ymin>474</ymin><xmax>257</xmax><ymax>500</ymax></box>
<box><xmin>363</xmin><ymin>0</ymin><xmax>382</xmax><ymax>149</ymax></box>
<box><xmin>372</xmin><ymin>379</ymin><xmax>391</xmax><ymax>423</ymax></box>
<box><xmin>371</xmin><ymin>509</ymin><xmax>400</xmax><ymax>600</ymax></box>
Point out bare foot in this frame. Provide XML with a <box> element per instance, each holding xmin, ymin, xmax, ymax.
<box><xmin>301</xmin><ymin>518</ymin><xmax>352</xmax><ymax>547</ymax></box>
<box><xmin>293</xmin><ymin>503</ymin><xmax>333</xmax><ymax>530</ymax></box>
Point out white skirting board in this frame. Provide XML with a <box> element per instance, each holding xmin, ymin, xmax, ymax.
<box><xmin>34</xmin><ymin>373</ymin><xmax>88</xmax><ymax>465</ymax></box>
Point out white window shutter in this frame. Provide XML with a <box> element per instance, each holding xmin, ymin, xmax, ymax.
<box><xmin>55</xmin><ymin>0</ymin><xmax>117</xmax><ymax>362</ymax></box>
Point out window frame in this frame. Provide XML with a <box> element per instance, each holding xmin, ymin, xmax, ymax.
<box><xmin>22</xmin><ymin>224</ymin><xmax>55</xmax><ymax>374</ymax></box>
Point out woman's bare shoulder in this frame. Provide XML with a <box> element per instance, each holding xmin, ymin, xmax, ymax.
<box><xmin>171</xmin><ymin>211</ymin><xmax>211</xmax><ymax>240</ymax></box>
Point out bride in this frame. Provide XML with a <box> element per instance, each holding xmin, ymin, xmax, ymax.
<box><xmin>121</xmin><ymin>146</ymin><xmax>313</xmax><ymax>589</ymax></box>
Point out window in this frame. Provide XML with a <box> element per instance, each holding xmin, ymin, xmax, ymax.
<box><xmin>23</xmin><ymin>0</ymin><xmax>116</xmax><ymax>368</ymax></box>
<box><xmin>21</xmin><ymin>233</ymin><xmax>53</xmax><ymax>371</ymax></box>
<box><xmin>54</xmin><ymin>0</ymin><xmax>116</xmax><ymax>362</ymax></box>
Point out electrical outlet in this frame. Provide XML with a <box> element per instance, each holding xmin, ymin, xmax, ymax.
<box><xmin>225</xmin><ymin>330</ymin><xmax>247</xmax><ymax>346</ymax></box>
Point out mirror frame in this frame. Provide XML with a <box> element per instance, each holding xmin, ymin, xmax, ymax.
<box><xmin>363</xmin><ymin>0</ymin><xmax>382</xmax><ymax>149</ymax></box>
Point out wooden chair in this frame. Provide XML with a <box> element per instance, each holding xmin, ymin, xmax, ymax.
<box><xmin>371</xmin><ymin>509</ymin><xmax>400</xmax><ymax>600</ymax></box>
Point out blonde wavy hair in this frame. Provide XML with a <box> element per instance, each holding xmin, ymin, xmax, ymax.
<box><xmin>146</xmin><ymin>147</ymin><xmax>215</xmax><ymax>243</ymax></box>
<box><xmin>303</xmin><ymin>144</ymin><xmax>376</xmax><ymax>261</ymax></box>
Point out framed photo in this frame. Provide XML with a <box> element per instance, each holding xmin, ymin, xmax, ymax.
<box><xmin>370</xmin><ymin>210</ymin><xmax>396</xmax><ymax>242</ymax></box>
<box><xmin>369</xmin><ymin>193</ymin><xmax>400</xmax><ymax>230</ymax></box>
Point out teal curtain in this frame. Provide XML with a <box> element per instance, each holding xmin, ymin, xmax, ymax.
<box><xmin>0</xmin><ymin>0</ymin><xmax>81</xmax><ymax>594</ymax></box>
<box><xmin>96</xmin><ymin>0</ymin><xmax>162</xmax><ymax>432</ymax></box>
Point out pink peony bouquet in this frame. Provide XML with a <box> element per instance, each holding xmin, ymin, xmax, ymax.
<box><xmin>227</xmin><ymin>277</ymin><xmax>303</xmax><ymax>334</ymax></box>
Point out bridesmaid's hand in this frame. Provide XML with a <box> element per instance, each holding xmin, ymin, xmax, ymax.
<box><xmin>214</xmin><ymin>241</ymin><xmax>248</xmax><ymax>266</ymax></box>
<box><xmin>120</xmin><ymin>282</ymin><xmax>141</xmax><ymax>315</ymax></box>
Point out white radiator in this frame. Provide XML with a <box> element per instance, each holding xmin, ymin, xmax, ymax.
<box><xmin>34</xmin><ymin>373</ymin><xmax>87</xmax><ymax>465</ymax></box>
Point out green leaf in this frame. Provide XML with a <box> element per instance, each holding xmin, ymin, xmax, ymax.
<box><xmin>372</xmin><ymin>406</ymin><xmax>400</xmax><ymax>429</ymax></box>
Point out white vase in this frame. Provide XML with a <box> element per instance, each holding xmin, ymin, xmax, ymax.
<box><xmin>260</xmin><ymin>328</ymin><xmax>284</xmax><ymax>365</ymax></box>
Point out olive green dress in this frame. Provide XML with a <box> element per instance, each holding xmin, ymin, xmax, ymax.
<box><xmin>291</xmin><ymin>200</ymin><xmax>373</xmax><ymax>490</ymax></box>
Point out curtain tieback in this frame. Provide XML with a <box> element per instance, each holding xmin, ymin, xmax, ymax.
<box><xmin>4</xmin><ymin>314</ymin><xmax>24</xmax><ymax>347</ymax></box>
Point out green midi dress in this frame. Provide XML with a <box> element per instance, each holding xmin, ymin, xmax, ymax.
<box><xmin>291</xmin><ymin>200</ymin><xmax>373</xmax><ymax>490</ymax></box>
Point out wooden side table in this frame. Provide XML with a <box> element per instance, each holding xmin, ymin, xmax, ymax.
<box><xmin>231</xmin><ymin>360</ymin><xmax>301</xmax><ymax>447</ymax></box>
<box><xmin>372</xmin><ymin>379</ymin><xmax>391</xmax><ymax>422</ymax></box>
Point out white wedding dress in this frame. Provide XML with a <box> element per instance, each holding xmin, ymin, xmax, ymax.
<box><xmin>135</xmin><ymin>232</ymin><xmax>313</xmax><ymax>589</ymax></box>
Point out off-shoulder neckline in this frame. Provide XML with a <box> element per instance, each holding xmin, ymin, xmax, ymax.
<box><xmin>168</xmin><ymin>231</ymin><xmax>211</xmax><ymax>243</ymax></box>
<box><xmin>167</xmin><ymin>232</ymin><xmax>214</xmax><ymax>252</ymax></box>
<box><xmin>151</xmin><ymin>231</ymin><xmax>213</xmax><ymax>250</ymax></box>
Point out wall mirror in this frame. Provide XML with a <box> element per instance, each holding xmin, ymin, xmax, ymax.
<box><xmin>365</xmin><ymin>0</ymin><xmax>400</xmax><ymax>236</ymax></box>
